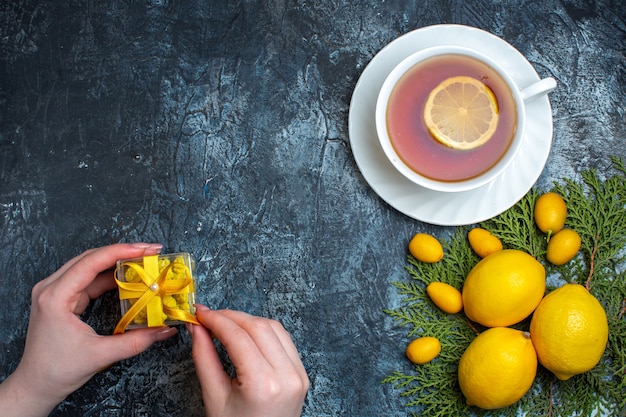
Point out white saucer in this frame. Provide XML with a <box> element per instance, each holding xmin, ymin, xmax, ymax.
<box><xmin>348</xmin><ymin>24</ymin><xmax>554</xmax><ymax>226</ymax></box>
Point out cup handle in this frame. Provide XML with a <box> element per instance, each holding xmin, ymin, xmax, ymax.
<box><xmin>520</xmin><ymin>77</ymin><xmax>557</xmax><ymax>102</ymax></box>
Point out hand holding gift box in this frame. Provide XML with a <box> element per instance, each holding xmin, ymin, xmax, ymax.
<box><xmin>0</xmin><ymin>243</ymin><xmax>308</xmax><ymax>417</ymax></box>
<box><xmin>0</xmin><ymin>244</ymin><xmax>180</xmax><ymax>417</ymax></box>
<box><xmin>114</xmin><ymin>253</ymin><xmax>200</xmax><ymax>334</ymax></box>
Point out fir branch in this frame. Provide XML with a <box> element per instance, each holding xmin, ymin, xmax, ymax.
<box><xmin>555</xmin><ymin>158</ymin><xmax>626</xmax><ymax>290</ymax></box>
<box><xmin>383</xmin><ymin>158</ymin><xmax>626</xmax><ymax>416</ymax></box>
<box><xmin>482</xmin><ymin>188</ymin><xmax>544</xmax><ymax>258</ymax></box>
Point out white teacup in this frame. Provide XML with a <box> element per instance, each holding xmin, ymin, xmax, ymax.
<box><xmin>376</xmin><ymin>45</ymin><xmax>556</xmax><ymax>193</ymax></box>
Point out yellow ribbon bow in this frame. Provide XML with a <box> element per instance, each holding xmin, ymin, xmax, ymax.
<box><xmin>114</xmin><ymin>255</ymin><xmax>199</xmax><ymax>334</ymax></box>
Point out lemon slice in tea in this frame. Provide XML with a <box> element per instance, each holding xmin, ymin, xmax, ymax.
<box><xmin>424</xmin><ymin>76</ymin><xmax>499</xmax><ymax>150</ymax></box>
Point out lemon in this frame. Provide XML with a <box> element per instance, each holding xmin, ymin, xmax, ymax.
<box><xmin>408</xmin><ymin>233</ymin><xmax>443</xmax><ymax>263</ymax></box>
<box><xmin>426</xmin><ymin>282</ymin><xmax>463</xmax><ymax>314</ymax></box>
<box><xmin>468</xmin><ymin>228</ymin><xmax>503</xmax><ymax>258</ymax></box>
<box><xmin>534</xmin><ymin>192</ymin><xmax>567</xmax><ymax>236</ymax></box>
<box><xmin>530</xmin><ymin>283</ymin><xmax>608</xmax><ymax>381</ymax></box>
<box><xmin>462</xmin><ymin>249</ymin><xmax>546</xmax><ymax>327</ymax></box>
<box><xmin>458</xmin><ymin>327</ymin><xmax>537</xmax><ymax>409</ymax></box>
<box><xmin>424</xmin><ymin>76</ymin><xmax>499</xmax><ymax>150</ymax></box>
<box><xmin>405</xmin><ymin>336</ymin><xmax>441</xmax><ymax>364</ymax></box>
<box><xmin>546</xmin><ymin>228</ymin><xmax>581</xmax><ymax>265</ymax></box>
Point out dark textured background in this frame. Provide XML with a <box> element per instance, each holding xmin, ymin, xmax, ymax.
<box><xmin>1</xmin><ymin>1</ymin><xmax>624</xmax><ymax>416</ymax></box>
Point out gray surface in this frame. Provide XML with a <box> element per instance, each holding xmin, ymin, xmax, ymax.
<box><xmin>1</xmin><ymin>1</ymin><xmax>624</xmax><ymax>416</ymax></box>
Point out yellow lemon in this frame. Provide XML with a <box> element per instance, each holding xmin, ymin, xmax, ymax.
<box><xmin>530</xmin><ymin>283</ymin><xmax>608</xmax><ymax>381</ymax></box>
<box><xmin>424</xmin><ymin>76</ymin><xmax>499</xmax><ymax>150</ymax></box>
<box><xmin>462</xmin><ymin>249</ymin><xmax>545</xmax><ymax>327</ymax></box>
<box><xmin>405</xmin><ymin>336</ymin><xmax>441</xmax><ymax>365</ymax></box>
<box><xmin>458</xmin><ymin>327</ymin><xmax>537</xmax><ymax>409</ymax></box>
<box><xmin>468</xmin><ymin>228</ymin><xmax>503</xmax><ymax>258</ymax></box>
<box><xmin>546</xmin><ymin>228</ymin><xmax>581</xmax><ymax>265</ymax></box>
<box><xmin>534</xmin><ymin>192</ymin><xmax>567</xmax><ymax>236</ymax></box>
<box><xmin>426</xmin><ymin>282</ymin><xmax>463</xmax><ymax>314</ymax></box>
<box><xmin>408</xmin><ymin>233</ymin><xmax>443</xmax><ymax>263</ymax></box>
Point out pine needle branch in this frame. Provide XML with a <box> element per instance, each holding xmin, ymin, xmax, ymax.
<box><xmin>383</xmin><ymin>157</ymin><xmax>626</xmax><ymax>416</ymax></box>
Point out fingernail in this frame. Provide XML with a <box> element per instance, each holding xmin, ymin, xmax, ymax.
<box><xmin>155</xmin><ymin>327</ymin><xmax>178</xmax><ymax>341</ymax></box>
<box><xmin>150</xmin><ymin>243</ymin><xmax>163</xmax><ymax>249</ymax></box>
<box><xmin>194</xmin><ymin>304</ymin><xmax>210</xmax><ymax>312</ymax></box>
<box><xmin>131</xmin><ymin>242</ymin><xmax>163</xmax><ymax>249</ymax></box>
<box><xmin>131</xmin><ymin>242</ymin><xmax>152</xmax><ymax>249</ymax></box>
<box><xmin>185</xmin><ymin>322</ymin><xmax>194</xmax><ymax>335</ymax></box>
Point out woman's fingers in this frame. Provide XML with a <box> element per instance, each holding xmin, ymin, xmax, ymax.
<box><xmin>193</xmin><ymin>306</ymin><xmax>309</xmax><ymax>417</ymax></box>
<box><xmin>189</xmin><ymin>322</ymin><xmax>232</xmax><ymax>404</ymax></box>
<box><xmin>31</xmin><ymin>247</ymin><xmax>99</xmax><ymax>293</ymax></box>
<box><xmin>92</xmin><ymin>326</ymin><xmax>178</xmax><ymax>369</ymax></box>
<box><xmin>195</xmin><ymin>307</ymin><xmax>267</xmax><ymax>372</ymax></box>
<box><xmin>36</xmin><ymin>243</ymin><xmax>162</xmax><ymax>315</ymax></box>
<box><xmin>214</xmin><ymin>309</ymin><xmax>307</xmax><ymax>375</ymax></box>
<box><xmin>195</xmin><ymin>307</ymin><xmax>308</xmax><ymax>384</ymax></box>
<box><xmin>56</xmin><ymin>243</ymin><xmax>163</xmax><ymax>295</ymax></box>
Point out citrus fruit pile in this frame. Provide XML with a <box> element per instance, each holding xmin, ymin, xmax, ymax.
<box><xmin>403</xmin><ymin>192</ymin><xmax>609</xmax><ymax>410</ymax></box>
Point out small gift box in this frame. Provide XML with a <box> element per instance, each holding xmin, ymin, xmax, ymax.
<box><xmin>113</xmin><ymin>252</ymin><xmax>199</xmax><ymax>334</ymax></box>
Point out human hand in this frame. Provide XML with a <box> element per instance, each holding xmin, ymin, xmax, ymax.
<box><xmin>189</xmin><ymin>306</ymin><xmax>309</xmax><ymax>417</ymax></box>
<box><xmin>0</xmin><ymin>243</ymin><xmax>179</xmax><ymax>417</ymax></box>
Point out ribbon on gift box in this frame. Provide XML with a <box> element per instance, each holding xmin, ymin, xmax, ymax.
<box><xmin>113</xmin><ymin>255</ymin><xmax>200</xmax><ymax>334</ymax></box>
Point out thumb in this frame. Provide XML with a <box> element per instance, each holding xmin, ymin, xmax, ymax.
<box><xmin>98</xmin><ymin>327</ymin><xmax>178</xmax><ymax>364</ymax></box>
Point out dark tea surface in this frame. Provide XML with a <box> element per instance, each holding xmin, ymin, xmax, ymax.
<box><xmin>386</xmin><ymin>54</ymin><xmax>518</xmax><ymax>182</ymax></box>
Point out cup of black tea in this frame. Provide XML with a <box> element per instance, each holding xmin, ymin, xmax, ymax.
<box><xmin>376</xmin><ymin>45</ymin><xmax>556</xmax><ymax>193</ymax></box>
